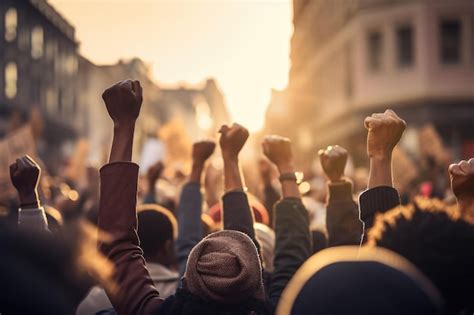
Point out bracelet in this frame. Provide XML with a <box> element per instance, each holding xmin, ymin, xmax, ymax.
<box><xmin>279</xmin><ymin>172</ymin><xmax>303</xmax><ymax>185</ymax></box>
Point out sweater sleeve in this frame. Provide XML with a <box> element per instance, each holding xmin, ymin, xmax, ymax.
<box><xmin>326</xmin><ymin>181</ymin><xmax>363</xmax><ymax>247</ymax></box>
<box><xmin>18</xmin><ymin>207</ymin><xmax>49</xmax><ymax>232</ymax></box>
<box><xmin>98</xmin><ymin>162</ymin><xmax>163</xmax><ymax>315</ymax></box>
<box><xmin>359</xmin><ymin>186</ymin><xmax>401</xmax><ymax>231</ymax></box>
<box><xmin>176</xmin><ymin>182</ymin><xmax>203</xmax><ymax>277</ymax></box>
<box><xmin>269</xmin><ymin>198</ymin><xmax>311</xmax><ymax>308</ymax></box>
<box><xmin>222</xmin><ymin>190</ymin><xmax>257</xmax><ymax>244</ymax></box>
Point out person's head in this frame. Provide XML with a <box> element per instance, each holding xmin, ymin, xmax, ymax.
<box><xmin>368</xmin><ymin>198</ymin><xmax>474</xmax><ymax>312</ymax></box>
<box><xmin>137</xmin><ymin>204</ymin><xmax>177</xmax><ymax>267</ymax></box>
<box><xmin>175</xmin><ymin>230</ymin><xmax>268</xmax><ymax>314</ymax></box>
<box><xmin>254</xmin><ymin>223</ymin><xmax>275</xmax><ymax>272</ymax></box>
<box><xmin>0</xmin><ymin>220</ymin><xmax>113</xmax><ymax>314</ymax></box>
<box><xmin>277</xmin><ymin>246</ymin><xmax>444</xmax><ymax>315</ymax></box>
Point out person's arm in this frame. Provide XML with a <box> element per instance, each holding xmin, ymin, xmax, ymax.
<box><xmin>219</xmin><ymin>124</ymin><xmax>257</xmax><ymax>242</ymax></box>
<box><xmin>262</xmin><ymin>135</ymin><xmax>312</xmax><ymax>307</ymax></box>
<box><xmin>143</xmin><ymin>161</ymin><xmax>164</xmax><ymax>204</ymax></box>
<box><xmin>449</xmin><ymin>158</ymin><xmax>474</xmax><ymax>223</ymax></box>
<box><xmin>319</xmin><ymin>145</ymin><xmax>363</xmax><ymax>246</ymax></box>
<box><xmin>176</xmin><ymin>140</ymin><xmax>215</xmax><ymax>276</ymax></box>
<box><xmin>10</xmin><ymin>155</ymin><xmax>48</xmax><ymax>231</ymax></box>
<box><xmin>259</xmin><ymin>159</ymin><xmax>280</xmax><ymax>227</ymax></box>
<box><xmin>98</xmin><ymin>80</ymin><xmax>163</xmax><ymax>315</ymax></box>
<box><xmin>359</xmin><ymin>110</ymin><xmax>405</xmax><ymax>232</ymax></box>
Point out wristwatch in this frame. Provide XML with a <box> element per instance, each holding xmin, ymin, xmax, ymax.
<box><xmin>279</xmin><ymin>171</ymin><xmax>304</xmax><ymax>185</ymax></box>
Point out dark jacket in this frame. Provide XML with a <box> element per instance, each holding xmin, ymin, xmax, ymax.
<box><xmin>98</xmin><ymin>162</ymin><xmax>266</xmax><ymax>315</ymax></box>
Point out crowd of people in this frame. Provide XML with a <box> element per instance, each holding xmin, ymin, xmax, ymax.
<box><xmin>1</xmin><ymin>79</ymin><xmax>473</xmax><ymax>315</ymax></box>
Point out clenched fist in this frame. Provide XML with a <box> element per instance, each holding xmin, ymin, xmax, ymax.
<box><xmin>147</xmin><ymin>161</ymin><xmax>164</xmax><ymax>184</ymax></box>
<box><xmin>219</xmin><ymin>123</ymin><xmax>249</xmax><ymax>159</ymax></box>
<box><xmin>102</xmin><ymin>80</ymin><xmax>143</xmax><ymax>127</ymax></box>
<box><xmin>449</xmin><ymin>159</ymin><xmax>474</xmax><ymax>209</ymax></box>
<box><xmin>318</xmin><ymin>145</ymin><xmax>348</xmax><ymax>183</ymax></box>
<box><xmin>9</xmin><ymin>155</ymin><xmax>41</xmax><ymax>208</ymax></box>
<box><xmin>364</xmin><ymin>109</ymin><xmax>406</xmax><ymax>160</ymax></box>
<box><xmin>262</xmin><ymin>135</ymin><xmax>293</xmax><ymax>172</ymax></box>
<box><xmin>193</xmin><ymin>140</ymin><xmax>216</xmax><ymax>165</ymax></box>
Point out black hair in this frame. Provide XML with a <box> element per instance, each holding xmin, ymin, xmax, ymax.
<box><xmin>0</xmin><ymin>220</ymin><xmax>112</xmax><ymax>314</ymax></box>
<box><xmin>368</xmin><ymin>198</ymin><xmax>474</xmax><ymax>313</ymax></box>
<box><xmin>168</xmin><ymin>288</ymin><xmax>271</xmax><ymax>315</ymax></box>
<box><xmin>138</xmin><ymin>208</ymin><xmax>175</xmax><ymax>260</ymax></box>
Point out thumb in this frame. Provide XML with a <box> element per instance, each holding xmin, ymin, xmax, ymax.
<box><xmin>219</xmin><ymin>125</ymin><xmax>230</xmax><ymax>134</ymax></box>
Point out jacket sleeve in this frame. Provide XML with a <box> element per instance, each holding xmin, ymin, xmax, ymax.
<box><xmin>326</xmin><ymin>181</ymin><xmax>363</xmax><ymax>247</ymax></box>
<box><xmin>18</xmin><ymin>207</ymin><xmax>49</xmax><ymax>232</ymax></box>
<box><xmin>98</xmin><ymin>162</ymin><xmax>163</xmax><ymax>315</ymax></box>
<box><xmin>176</xmin><ymin>182</ymin><xmax>203</xmax><ymax>276</ymax></box>
<box><xmin>359</xmin><ymin>186</ymin><xmax>400</xmax><ymax>231</ymax></box>
<box><xmin>262</xmin><ymin>183</ymin><xmax>280</xmax><ymax>227</ymax></box>
<box><xmin>222</xmin><ymin>190</ymin><xmax>257</xmax><ymax>244</ymax></box>
<box><xmin>269</xmin><ymin>198</ymin><xmax>311</xmax><ymax>308</ymax></box>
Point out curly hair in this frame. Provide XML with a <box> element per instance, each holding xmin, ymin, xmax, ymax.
<box><xmin>169</xmin><ymin>288</ymin><xmax>271</xmax><ymax>315</ymax></box>
<box><xmin>368</xmin><ymin>198</ymin><xmax>474</xmax><ymax>312</ymax></box>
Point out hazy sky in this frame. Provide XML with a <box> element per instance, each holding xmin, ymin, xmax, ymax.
<box><xmin>50</xmin><ymin>0</ymin><xmax>292</xmax><ymax>131</ymax></box>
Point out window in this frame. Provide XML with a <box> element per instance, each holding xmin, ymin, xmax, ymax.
<box><xmin>5</xmin><ymin>62</ymin><xmax>18</xmax><ymax>99</ymax></box>
<box><xmin>31</xmin><ymin>26</ymin><xmax>44</xmax><ymax>59</ymax></box>
<box><xmin>4</xmin><ymin>8</ymin><xmax>17</xmax><ymax>42</ymax></box>
<box><xmin>440</xmin><ymin>19</ymin><xmax>462</xmax><ymax>64</ymax></box>
<box><xmin>367</xmin><ymin>30</ymin><xmax>383</xmax><ymax>71</ymax></box>
<box><xmin>46</xmin><ymin>87</ymin><xmax>57</xmax><ymax>114</ymax></box>
<box><xmin>396</xmin><ymin>25</ymin><xmax>414</xmax><ymax>67</ymax></box>
<box><xmin>45</xmin><ymin>39</ymin><xmax>57</xmax><ymax>61</ymax></box>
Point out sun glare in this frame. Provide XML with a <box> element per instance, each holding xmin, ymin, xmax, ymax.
<box><xmin>50</xmin><ymin>0</ymin><xmax>292</xmax><ymax>133</ymax></box>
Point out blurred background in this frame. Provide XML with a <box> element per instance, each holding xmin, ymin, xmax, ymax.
<box><xmin>0</xmin><ymin>0</ymin><xmax>474</xmax><ymax>199</ymax></box>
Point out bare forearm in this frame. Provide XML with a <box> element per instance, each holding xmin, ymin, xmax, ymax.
<box><xmin>190</xmin><ymin>162</ymin><xmax>205</xmax><ymax>184</ymax></box>
<box><xmin>109</xmin><ymin>124</ymin><xmax>135</xmax><ymax>163</ymax></box>
<box><xmin>223</xmin><ymin>157</ymin><xmax>244</xmax><ymax>192</ymax></box>
<box><xmin>368</xmin><ymin>157</ymin><xmax>393</xmax><ymax>189</ymax></box>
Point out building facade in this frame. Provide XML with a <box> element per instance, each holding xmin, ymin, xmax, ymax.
<box><xmin>78</xmin><ymin>57</ymin><xmax>229</xmax><ymax>165</ymax></box>
<box><xmin>0</xmin><ymin>0</ymin><xmax>79</xmax><ymax>168</ymax></box>
<box><xmin>272</xmin><ymin>0</ymin><xmax>474</xmax><ymax>165</ymax></box>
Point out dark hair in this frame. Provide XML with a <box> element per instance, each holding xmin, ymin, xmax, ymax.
<box><xmin>137</xmin><ymin>206</ymin><xmax>176</xmax><ymax>260</ymax></box>
<box><xmin>368</xmin><ymin>198</ymin><xmax>474</xmax><ymax>312</ymax></box>
<box><xmin>0</xmin><ymin>220</ymin><xmax>112</xmax><ymax>314</ymax></box>
<box><xmin>168</xmin><ymin>288</ymin><xmax>271</xmax><ymax>315</ymax></box>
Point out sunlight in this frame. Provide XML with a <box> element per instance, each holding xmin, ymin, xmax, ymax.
<box><xmin>50</xmin><ymin>0</ymin><xmax>292</xmax><ymax>133</ymax></box>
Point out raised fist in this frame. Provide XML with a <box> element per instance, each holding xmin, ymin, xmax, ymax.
<box><xmin>9</xmin><ymin>155</ymin><xmax>41</xmax><ymax>207</ymax></box>
<box><xmin>262</xmin><ymin>135</ymin><xmax>293</xmax><ymax>170</ymax></box>
<box><xmin>449</xmin><ymin>159</ymin><xmax>474</xmax><ymax>206</ymax></box>
<box><xmin>318</xmin><ymin>145</ymin><xmax>348</xmax><ymax>183</ymax></box>
<box><xmin>102</xmin><ymin>80</ymin><xmax>143</xmax><ymax>126</ymax></box>
<box><xmin>219</xmin><ymin>123</ymin><xmax>249</xmax><ymax>159</ymax></box>
<box><xmin>147</xmin><ymin>161</ymin><xmax>164</xmax><ymax>184</ymax></box>
<box><xmin>364</xmin><ymin>109</ymin><xmax>406</xmax><ymax>160</ymax></box>
<box><xmin>192</xmin><ymin>140</ymin><xmax>216</xmax><ymax>165</ymax></box>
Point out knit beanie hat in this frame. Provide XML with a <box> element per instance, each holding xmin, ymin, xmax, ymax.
<box><xmin>184</xmin><ymin>230</ymin><xmax>265</xmax><ymax>304</ymax></box>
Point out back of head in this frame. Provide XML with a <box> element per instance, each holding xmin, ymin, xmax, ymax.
<box><xmin>0</xmin><ymin>221</ymin><xmax>112</xmax><ymax>315</ymax></box>
<box><xmin>368</xmin><ymin>198</ymin><xmax>474</xmax><ymax>312</ymax></box>
<box><xmin>254</xmin><ymin>222</ymin><xmax>275</xmax><ymax>272</ymax></box>
<box><xmin>137</xmin><ymin>204</ymin><xmax>176</xmax><ymax>261</ymax></box>
<box><xmin>277</xmin><ymin>246</ymin><xmax>444</xmax><ymax>315</ymax></box>
<box><xmin>184</xmin><ymin>230</ymin><xmax>265</xmax><ymax>306</ymax></box>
